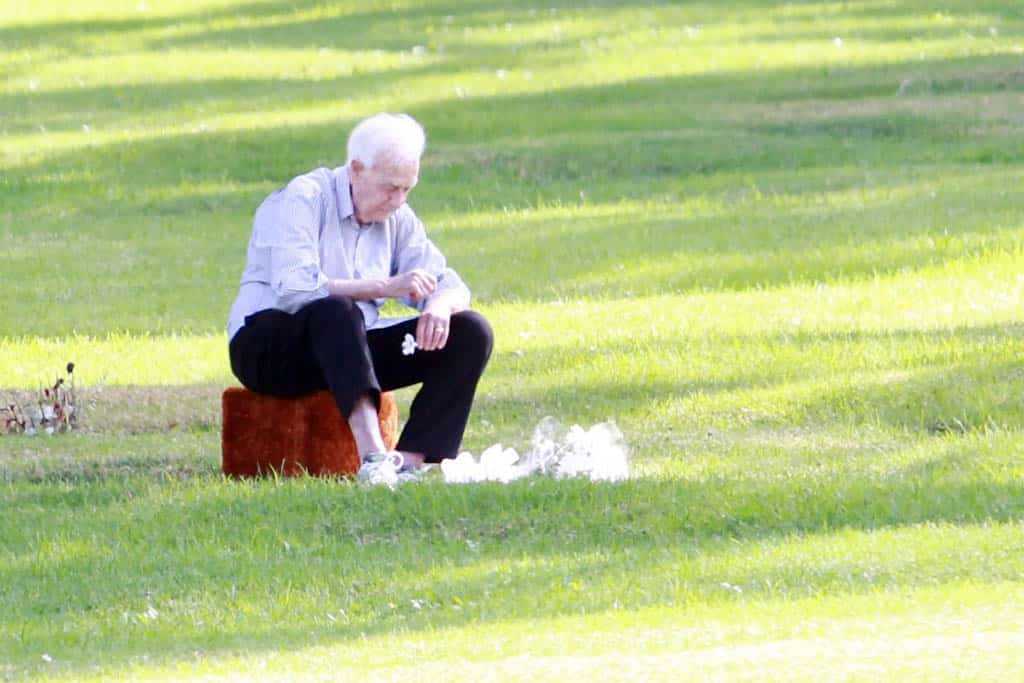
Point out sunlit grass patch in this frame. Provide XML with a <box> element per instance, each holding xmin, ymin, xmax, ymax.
<box><xmin>24</xmin><ymin>582</ymin><xmax>1024</xmax><ymax>681</ymax></box>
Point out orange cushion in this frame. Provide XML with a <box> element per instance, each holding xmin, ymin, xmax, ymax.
<box><xmin>221</xmin><ymin>388</ymin><xmax>399</xmax><ymax>478</ymax></box>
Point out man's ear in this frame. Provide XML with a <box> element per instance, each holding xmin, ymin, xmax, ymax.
<box><xmin>350</xmin><ymin>159</ymin><xmax>365</xmax><ymax>176</ymax></box>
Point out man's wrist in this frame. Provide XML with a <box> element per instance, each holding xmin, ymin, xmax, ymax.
<box><xmin>424</xmin><ymin>293</ymin><xmax>458</xmax><ymax>316</ymax></box>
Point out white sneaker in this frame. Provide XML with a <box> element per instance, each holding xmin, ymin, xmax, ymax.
<box><xmin>357</xmin><ymin>451</ymin><xmax>404</xmax><ymax>487</ymax></box>
<box><xmin>397</xmin><ymin>463</ymin><xmax>435</xmax><ymax>484</ymax></box>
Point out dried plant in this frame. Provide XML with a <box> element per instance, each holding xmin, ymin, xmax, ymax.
<box><xmin>1</xmin><ymin>403</ymin><xmax>29</xmax><ymax>434</ymax></box>
<box><xmin>1</xmin><ymin>362</ymin><xmax>79</xmax><ymax>435</ymax></box>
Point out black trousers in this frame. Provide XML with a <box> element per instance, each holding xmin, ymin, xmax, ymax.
<box><xmin>229</xmin><ymin>297</ymin><xmax>493</xmax><ymax>463</ymax></box>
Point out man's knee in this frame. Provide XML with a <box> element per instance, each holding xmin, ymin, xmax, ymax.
<box><xmin>306</xmin><ymin>296</ymin><xmax>366</xmax><ymax>335</ymax></box>
<box><xmin>450</xmin><ymin>310</ymin><xmax>494</xmax><ymax>361</ymax></box>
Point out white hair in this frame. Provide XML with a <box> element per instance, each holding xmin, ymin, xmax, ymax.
<box><xmin>346</xmin><ymin>113</ymin><xmax>426</xmax><ymax>170</ymax></box>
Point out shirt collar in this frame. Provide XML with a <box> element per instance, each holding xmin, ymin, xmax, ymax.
<box><xmin>333</xmin><ymin>165</ymin><xmax>356</xmax><ymax>222</ymax></box>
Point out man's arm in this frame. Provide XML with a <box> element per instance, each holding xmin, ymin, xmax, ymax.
<box><xmin>391</xmin><ymin>209</ymin><xmax>472</xmax><ymax>350</ymax></box>
<box><xmin>327</xmin><ymin>270</ymin><xmax>438</xmax><ymax>302</ymax></box>
<box><xmin>262</xmin><ymin>191</ymin><xmax>330</xmax><ymax>313</ymax></box>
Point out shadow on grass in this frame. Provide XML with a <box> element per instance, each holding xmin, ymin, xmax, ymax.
<box><xmin>2</xmin><ymin>432</ymin><xmax>1022</xmax><ymax>678</ymax></box>
<box><xmin>3</xmin><ymin>3</ymin><xmax>1024</xmax><ymax>339</ymax></box>
<box><xmin>477</xmin><ymin>321</ymin><xmax>1024</xmax><ymax>430</ymax></box>
<box><xmin>4</xmin><ymin>52</ymin><xmax>1023</xmax><ymax>337</ymax></box>
<box><xmin>3</xmin><ymin>327</ymin><xmax>1020</xmax><ymax>673</ymax></box>
<box><xmin>0</xmin><ymin>322</ymin><xmax>1017</xmax><ymax>458</ymax></box>
<box><xmin>5</xmin><ymin>0</ymin><xmax>1021</xmax><ymax>55</ymax></box>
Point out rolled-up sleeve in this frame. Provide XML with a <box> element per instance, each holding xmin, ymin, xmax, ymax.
<box><xmin>254</xmin><ymin>192</ymin><xmax>330</xmax><ymax>313</ymax></box>
<box><xmin>392</xmin><ymin>211</ymin><xmax>471</xmax><ymax>312</ymax></box>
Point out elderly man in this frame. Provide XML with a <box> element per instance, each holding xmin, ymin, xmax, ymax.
<box><xmin>227</xmin><ymin>113</ymin><xmax>493</xmax><ymax>485</ymax></box>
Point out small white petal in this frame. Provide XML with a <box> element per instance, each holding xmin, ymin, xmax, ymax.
<box><xmin>401</xmin><ymin>333</ymin><xmax>418</xmax><ymax>356</ymax></box>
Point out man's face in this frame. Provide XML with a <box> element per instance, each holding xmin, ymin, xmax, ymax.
<box><xmin>350</xmin><ymin>158</ymin><xmax>419</xmax><ymax>224</ymax></box>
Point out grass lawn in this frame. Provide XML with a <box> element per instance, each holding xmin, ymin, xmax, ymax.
<box><xmin>2</xmin><ymin>0</ymin><xmax>1023</xmax><ymax>680</ymax></box>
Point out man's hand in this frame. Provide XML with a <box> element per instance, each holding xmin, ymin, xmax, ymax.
<box><xmin>382</xmin><ymin>269</ymin><xmax>436</xmax><ymax>302</ymax></box>
<box><xmin>416</xmin><ymin>304</ymin><xmax>452</xmax><ymax>351</ymax></box>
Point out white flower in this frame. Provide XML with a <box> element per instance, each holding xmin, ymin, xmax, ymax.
<box><xmin>441</xmin><ymin>419</ymin><xmax>630</xmax><ymax>485</ymax></box>
<box><xmin>441</xmin><ymin>451</ymin><xmax>484</xmax><ymax>483</ymax></box>
<box><xmin>555</xmin><ymin>422</ymin><xmax>630</xmax><ymax>482</ymax></box>
<box><xmin>401</xmin><ymin>333</ymin><xmax>418</xmax><ymax>356</ymax></box>
<box><xmin>441</xmin><ymin>446</ymin><xmax>526</xmax><ymax>484</ymax></box>
<box><xmin>479</xmin><ymin>443</ymin><xmax>523</xmax><ymax>483</ymax></box>
<box><xmin>442</xmin><ymin>450</ymin><xmax>481</xmax><ymax>483</ymax></box>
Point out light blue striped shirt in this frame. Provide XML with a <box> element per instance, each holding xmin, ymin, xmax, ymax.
<box><xmin>228</xmin><ymin>165</ymin><xmax>469</xmax><ymax>340</ymax></box>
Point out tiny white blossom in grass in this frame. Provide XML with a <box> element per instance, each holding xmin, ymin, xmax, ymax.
<box><xmin>401</xmin><ymin>333</ymin><xmax>418</xmax><ymax>356</ymax></box>
<box><xmin>833</xmin><ymin>36</ymin><xmax>843</xmax><ymax>47</ymax></box>
<box><xmin>41</xmin><ymin>654</ymin><xmax>53</xmax><ymax>663</ymax></box>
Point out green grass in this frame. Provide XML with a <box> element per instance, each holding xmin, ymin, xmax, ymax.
<box><xmin>2</xmin><ymin>0</ymin><xmax>1023</xmax><ymax>680</ymax></box>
